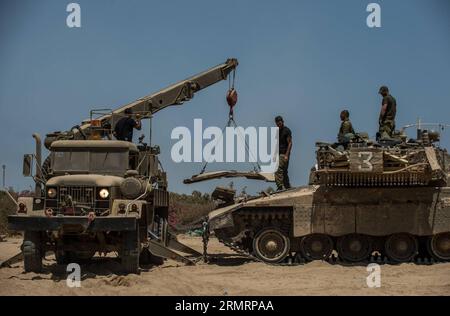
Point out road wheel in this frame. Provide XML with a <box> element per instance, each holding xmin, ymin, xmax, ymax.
<box><xmin>121</xmin><ymin>229</ymin><xmax>140</xmax><ymax>274</ymax></box>
<box><xmin>300</xmin><ymin>234</ymin><xmax>333</xmax><ymax>261</ymax></box>
<box><xmin>23</xmin><ymin>231</ymin><xmax>43</xmax><ymax>273</ymax></box>
<box><xmin>385</xmin><ymin>233</ymin><xmax>418</xmax><ymax>263</ymax></box>
<box><xmin>428</xmin><ymin>233</ymin><xmax>450</xmax><ymax>261</ymax></box>
<box><xmin>253</xmin><ymin>227</ymin><xmax>290</xmax><ymax>264</ymax></box>
<box><xmin>337</xmin><ymin>234</ymin><xmax>372</xmax><ymax>263</ymax></box>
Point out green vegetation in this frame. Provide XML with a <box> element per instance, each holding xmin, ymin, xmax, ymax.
<box><xmin>169</xmin><ymin>190</ymin><xmax>216</xmax><ymax>231</ymax></box>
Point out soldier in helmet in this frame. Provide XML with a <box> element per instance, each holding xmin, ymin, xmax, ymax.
<box><xmin>378</xmin><ymin>86</ymin><xmax>397</xmax><ymax>140</ymax></box>
<box><xmin>338</xmin><ymin>109</ymin><xmax>355</xmax><ymax>145</ymax></box>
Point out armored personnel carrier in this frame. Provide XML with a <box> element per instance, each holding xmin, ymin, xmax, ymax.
<box><xmin>207</xmin><ymin>126</ymin><xmax>450</xmax><ymax>264</ymax></box>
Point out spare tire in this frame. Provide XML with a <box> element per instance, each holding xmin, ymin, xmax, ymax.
<box><xmin>120</xmin><ymin>178</ymin><xmax>143</xmax><ymax>199</ymax></box>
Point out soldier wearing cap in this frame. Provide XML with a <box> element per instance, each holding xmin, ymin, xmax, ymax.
<box><xmin>378</xmin><ymin>86</ymin><xmax>397</xmax><ymax>140</ymax></box>
<box><xmin>114</xmin><ymin>108</ymin><xmax>142</xmax><ymax>142</ymax></box>
<box><xmin>275</xmin><ymin>116</ymin><xmax>292</xmax><ymax>191</ymax></box>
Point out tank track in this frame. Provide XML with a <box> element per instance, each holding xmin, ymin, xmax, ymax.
<box><xmin>217</xmin><ymin>237</ymin><xmax>302</xmax><ymax>266</ymax></box>
<box><xmin>217</xmin><ymin>235</ymin><xmax>442</xmax><ymax>266</ymax></box>
<box><xmin>214</xmin><ymin>209</ymin><xmax>444</xmax><ymax>267</ymax></box>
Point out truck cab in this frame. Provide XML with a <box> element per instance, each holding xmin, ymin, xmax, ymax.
<box><xmin>45</xmin><ymin>140</ymin><xmax>139</xmax><ymax>215</ymax></box>
<box><xmin>9</xmin><ymin>138</ymin><xmax>170</xmax><ymax>273</ymax></box>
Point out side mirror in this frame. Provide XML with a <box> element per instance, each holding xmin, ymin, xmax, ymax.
<box><xmin>23</xmin><ymin>154</ymin><xmax>33</xmax><ymax>177</ymax></box>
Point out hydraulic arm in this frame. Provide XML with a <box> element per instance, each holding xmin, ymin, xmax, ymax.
<box><xmin>45</xmin><ymin>58</ymin><xmax>238</xmax><ymax>147</ymax></box>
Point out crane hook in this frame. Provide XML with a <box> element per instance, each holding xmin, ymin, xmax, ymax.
<box><xmin>226</xmin><ymin>88</ymin><xmax>238</xmax><ymax>118</ymax></box>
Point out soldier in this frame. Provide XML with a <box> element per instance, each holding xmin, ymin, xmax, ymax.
<box><xmin>114</xmin><ymin>108</ymin><xmax>142</xmax><ymax>142</ymax></box>
<box><xmin>275</xmin><ymin>116</ymin><xmax>292</xmax><ymax>191</ymax></box>
<box><xmin>378</xmin><ymin>85</ymin><xmax>397</xmax><ymax>140</ymax></box>
<box><xmin>338</xmin><ymin>110</ymin><xmax>355</xmax><ymax>144</ymax></box>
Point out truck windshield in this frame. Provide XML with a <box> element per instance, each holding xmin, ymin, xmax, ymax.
<box><xmin>53</xmin><ymin>150</ymin><xmax>128</xmax><ymax>174</ymax></box>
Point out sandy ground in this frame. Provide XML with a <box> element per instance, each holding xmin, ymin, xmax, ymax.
<box><xmin>0</xmin><ymin>235</ymin><xmax>449</xmax><ymax>296</ymax></box>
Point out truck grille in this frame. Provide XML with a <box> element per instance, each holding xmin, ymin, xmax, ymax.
<box><xmin>59</xmin><ymin>186</ymin><xmax>95</xmax><ymax>206</ymax></box>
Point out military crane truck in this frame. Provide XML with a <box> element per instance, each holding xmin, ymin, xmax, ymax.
<box><xmin>8</xmin><ymin>58</ymin><xmax>238</xmax><ymax>273</ymax></box>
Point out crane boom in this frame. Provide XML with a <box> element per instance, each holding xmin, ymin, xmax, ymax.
<box><xmin>45</xmin><ymin>58</ymin><xmax>238</xmax><ymax>146</ymax></box>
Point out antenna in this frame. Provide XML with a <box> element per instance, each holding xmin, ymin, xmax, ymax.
<box><xmin>2</xmin><ymin>164</ymin><xmax>5</xmax><ymax>188</ymax></box>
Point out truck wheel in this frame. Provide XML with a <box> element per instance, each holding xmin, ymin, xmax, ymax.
<box><xmin>23</xmin><ymin>231</ymin><xmax>43</xmax><ymax>273</ymax></box>
<box><xmin>121</xmin><ymin>229</ymin><xmax>140</xmax><ymax>274</ymax></box>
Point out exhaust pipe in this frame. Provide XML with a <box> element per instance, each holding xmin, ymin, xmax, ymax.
<box><xmin>32</xmin><ymin>133</ymin><xmax>42</xmax><ymax>198</ymax></box>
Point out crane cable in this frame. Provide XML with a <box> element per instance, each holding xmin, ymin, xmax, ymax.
<box><xmin>199</xmin><ymin>69</ymin><xmax>261</xmax><ymax>174</ymax></box>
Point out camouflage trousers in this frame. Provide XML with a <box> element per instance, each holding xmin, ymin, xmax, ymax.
<box><xmin>379</xmin><ymin>120</ymin><xmax>395</xmax><ymax>140</ymax></box>
<box><xmin>275</xmin><ymin>154</ymin><xmax>291</xmax><ymax>191</ymax></box>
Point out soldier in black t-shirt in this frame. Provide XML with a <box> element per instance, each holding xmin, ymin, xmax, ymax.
<box><xmin>275</xmin><ymin>116</ymin><xmax>292</xmax><ymax>191</ymax></box>
<box><xmin>378</xmin><ymin>86</ymin><xmax>397</xmax><ymax>140</ymax></box>
<box><xmin>114</xmin><ymin>108</ymin><xmax>142</xmax><ymax>142</ymax></box>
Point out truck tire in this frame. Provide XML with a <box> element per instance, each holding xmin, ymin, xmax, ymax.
<box><xmin>121</xmin><ymin>229</ymin><xmax>140</xmax><ymax>274</ymax></box>
<box><xmin>23</xmin><ymin>231</ymin><xmax>43</xmax><ymax>273</ymax></box>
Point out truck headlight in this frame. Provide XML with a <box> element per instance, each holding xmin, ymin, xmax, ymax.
<box><xmin>99</xmin><ymin>188</ymin><xmax>109</xmax><ymax>199</ymax></box>
<box><xmin>47</xmin><ymin>188</ymin><xmax>57</xmax><ymax>199</ymax></box>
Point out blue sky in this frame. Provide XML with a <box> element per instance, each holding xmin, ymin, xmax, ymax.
<box><xmin>1</xmin><ymin>0</ymin><xmax>449</xmax><ymax>194</ymax></box>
